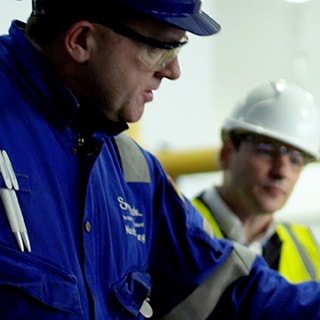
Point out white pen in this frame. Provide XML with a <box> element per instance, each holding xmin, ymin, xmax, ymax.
<box><xmin>0</xmin><ymin>152</ymin><xmax>25</xmax><ymax>251</ymax></box>
<box><xmin>2</xmin><ymin>150</ymin><xmax>19</xmax><ymax>190</ymax></box>
<box><xmin>2</xmin><ymin>150</ymin><xmax>31</xmax><ymax>251</ymax></box>
<box><xmin>9</xmin><ymin>190</ymin><xmax>31</xmax><ymax>252</ymax></box>
<box><xmin>2</xmin><ymin>150</ymin><xmax>31</xmax><ymax>252</ymax></box>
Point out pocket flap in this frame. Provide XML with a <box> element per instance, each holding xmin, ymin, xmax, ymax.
<box><xmin>0</xmin><ymin>246</ymin><xmax>82</xmax><ymax>315</ymax></box>
<box><xmin>113</xmin><ymin>271</ymin><xmax>151</xmax><ymax>317</ymax></box>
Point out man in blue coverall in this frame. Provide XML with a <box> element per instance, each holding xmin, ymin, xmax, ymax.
<box><xmin>0</xmin><ymin>0</ymin><xmax>319</xmax><ymax>319</ymax></box>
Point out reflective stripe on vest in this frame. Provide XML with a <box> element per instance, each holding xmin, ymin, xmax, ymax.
<box><xmin>277</xmin><ymin>223</ymin><xmax>320</xmax><ymax>282</ymax></box>
<box><xmin>114</xmin><ymin>133</ymin><xmax>151</xmax><ymax>183</ymax></box>
<box><xmin>160</xmin><ymin>242</ymin><xmax>256</xmax><ymax>320</ymax></box>
<box><xmin>193</xmin><ymin>196</ymin><xmax>320</xmax><ymax>282</ymax></box>
<box><xmin>192</xmin><ymin>198</ymin><xmax>224</xmax><ymax>238</ymax></box>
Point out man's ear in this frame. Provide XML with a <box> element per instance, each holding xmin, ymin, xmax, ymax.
<box><xmin>220</xmin><ymin>138</ymin><xmax>234</xmax><ymax>169</ymax></box>
<box><xmin>64</xmin><ymin>21</ymin><xmax>95</xmax><ymax>63</ymax></box>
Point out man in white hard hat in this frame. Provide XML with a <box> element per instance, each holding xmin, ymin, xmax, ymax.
<box><xmin>193</xmin><ymin>79</ymin><xmax>320</xmax><ymax>283</ymax></box>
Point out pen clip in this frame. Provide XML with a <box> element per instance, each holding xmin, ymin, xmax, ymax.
<box><xmin>0</xmin><ymin>153</ymin><xmax>12</xmax><ymax>189</ymax></box>
<box><xmin>2</xmin><ymin>150</ymin><xmax>19</xmax><ymax>190</ymax></box>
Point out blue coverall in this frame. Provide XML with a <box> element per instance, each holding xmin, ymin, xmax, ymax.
<box><xmin>0</xmin><ymin>20</ymin><xmax>319</xmax><ymax>319</ymax></box>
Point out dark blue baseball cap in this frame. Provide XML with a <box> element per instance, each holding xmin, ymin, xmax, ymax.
<box><xmin>114</xmin><ymin>0</ymin><xmax>221</xmax><ymax>36</ymax></box>
<box><xmin>32</xmin><ymin>0</ymin><xmax>220</xmax><ymax>36</ymax></box>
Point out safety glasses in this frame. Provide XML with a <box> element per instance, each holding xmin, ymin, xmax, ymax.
<box><xmin>101</xmin><ymin>20</ymin><xmax>188</xmax><ymax>71</ymax></box>
<box><xmin>234</xmin><ymin>133</ymin><xmax>313</xmax><ymax>168</ymax></box>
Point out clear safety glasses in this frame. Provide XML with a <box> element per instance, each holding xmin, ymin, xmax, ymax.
<box><xmin>236</xmin><ymin>134</ymin><xmax>313</xmax><ymax>168</ymax></box>
<box><xmin>101</xmin><ymin>20</ymin><xmax>188</xmax><ymax>71</ymax></box>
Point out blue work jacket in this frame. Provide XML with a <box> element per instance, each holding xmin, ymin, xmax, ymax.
<box><xmin>0</xmin><ymin>20</ymin><xmax>319</xmax><ymax>320</ymax></box>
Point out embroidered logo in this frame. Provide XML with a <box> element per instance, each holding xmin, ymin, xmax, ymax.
<box><xmin>117</xmin><ymin>196</ymin><xmax>146</xmax><ymax>243</ymax></box>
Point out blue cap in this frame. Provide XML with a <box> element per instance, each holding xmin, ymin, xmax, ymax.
<box><xmin>115</xmin><ymin>0</ymin><xmax>221</xmax><ymax>36</ymax></box>
<box><xmin>32</xmin><ymin>0</ymin><xmax>220</xmax><ymax>36</ymax></box>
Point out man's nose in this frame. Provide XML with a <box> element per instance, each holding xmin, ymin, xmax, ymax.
<box><xmin>155</xmin><ymin>57</ymin><xmax>181</xmax><ymax>80</ymax></box>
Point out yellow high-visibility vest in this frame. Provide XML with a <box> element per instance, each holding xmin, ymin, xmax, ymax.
<box><xmin>192</xmin><ymin>198</ymin><xmax>320</xmax><ymax>283</ymax></box>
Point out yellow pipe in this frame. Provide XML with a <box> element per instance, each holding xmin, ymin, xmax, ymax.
<box><xmin>127</xmin><ymin>122</ymin><xmax>141</xmax><ymax>142</ymax></box>
<box><xmin>155</xmin><ymin>147</ymin><xmax>221</xmax><ymax>178</ymax></box>
<box><xmin>127</xmin><ymin>122</ymin><xmax>222</xmax><ymax>177</ymax></box>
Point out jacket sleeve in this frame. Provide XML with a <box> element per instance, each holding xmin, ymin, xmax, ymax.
<box><xmin>210</xmin><ymin>254</ymin><xmax>320</xmax><ymax>319</ymax></box>
<box><xmin>160</xmin><ymin>243</ymin><xmax>320</xmax><ymax>319</ymax></box>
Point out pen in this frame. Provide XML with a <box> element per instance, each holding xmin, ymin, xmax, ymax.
<box><xmin>8</xmin><ymin>189</ymin><xmax>31</xmax><ymax>252</ymax></box>
<box><xmin>0</xmin><ymin>188</ymin><xmax>24</xmax><ymax>251</ymax></box>
<box><xmin>2</xmin><ymin>150</ymin><xmax>31</xmax><ymax>252</ymax></box>
<box><xmin>0</xmin><ymin>150</ymin><xmax>31</xmax><ymax>252</ymax></box>
<box><xmin>0</xmin><ymin>152</ymin><xmax>24</xmax><ymax>251</ymax></box>
<box><xmin>2</xmin><ymin>150</ymin><xmax>19</xmax><ymax>190</ymax></box>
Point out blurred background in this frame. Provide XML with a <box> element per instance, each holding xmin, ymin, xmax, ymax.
<box><xmin>2</xmin><ymin>0</ymin><xmax>320</xmax><ymax>240</ymax></box>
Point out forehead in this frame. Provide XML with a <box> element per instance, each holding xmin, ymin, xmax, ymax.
<box><xmin>249</xmin><ymin>134</ymin><xmax>283</xmax><ymax>144</ymax></box>
<box><xmin>232</xmin><ymin>131</ymin><xmax>284</xmax><ymax>145</ymax></box>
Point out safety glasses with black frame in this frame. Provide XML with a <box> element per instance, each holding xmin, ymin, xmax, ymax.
<box><xmin>98</xmin><ymin>20</ymin><xmax>188</xmax><ymax>72</ymax></box>
<box><xmin>230</xmin><ymin>132</ymin><xmax>314</xmax><ymax>169</ymax></box>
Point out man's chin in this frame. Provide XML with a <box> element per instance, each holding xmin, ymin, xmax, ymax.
<box><xmin>124</xmin><ymin>108</ymin><xmax>145</xmax><ymax>123</ymax></box>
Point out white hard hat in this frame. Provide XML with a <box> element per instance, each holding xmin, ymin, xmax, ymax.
<box><xmin>222</xmin><ymin>80</ymin><xmax>320</xmax><ymax>160</ymax></box>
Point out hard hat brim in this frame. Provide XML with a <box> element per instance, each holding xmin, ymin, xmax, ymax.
<box><xmin>224</xmin><ymin>119</ymin><xmax>318</xmax><ymax>160</ymax></box>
